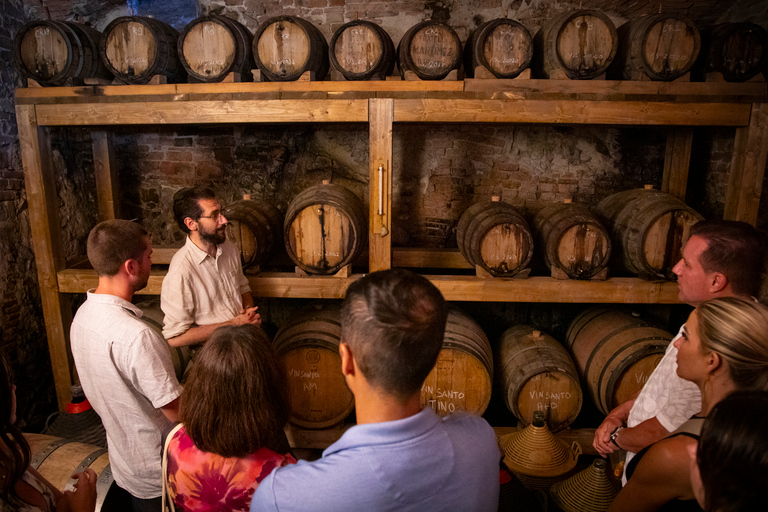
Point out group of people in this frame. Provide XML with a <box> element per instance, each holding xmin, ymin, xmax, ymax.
<box><xmin>1</xmin><ymin>185</ymin><xmax>767</xmax><ymax>512</ymax></box>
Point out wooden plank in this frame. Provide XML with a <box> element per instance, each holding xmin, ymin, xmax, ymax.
<box><xmin>92</xmin><ymin>130</ymin><xmax>121</xmax><ymax>220</ymax></box>
<box><xmin>662</xmin><ymin>128</ymin><xmax>694</xmax><ymax>201</ymax></box>
<box><xmin>393</xmin><ymin>247</ymin><xmax>472</xmax><ymax>269</ymax></box>
<box><xmin>369</xmin><ymin>99</ymin><xmax>393</xmax><ymax>271</ymax></box>
<box><xmin>724</xmin><ymin>103</ymin><xmax>768</xmax><ymax>225</ymax></box>
<box><xmin>394</xmin><ymin>99</ymin><xmax>752</xmax><ymax>126</ymax></box>
<box><xmin>15</xmin><ymin>105</ymin><xmax>73</xmax><ymax>410</ymax></box>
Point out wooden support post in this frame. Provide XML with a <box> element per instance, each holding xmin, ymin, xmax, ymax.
<box><xmin>369</xmin><ymin>98</ymin><xmax>393</xmax><ymax>272</ymax></box>
<box><xmin>92</xmin><ymin>130</ymin><xmax>121</xmax><ymax>220</ymax></box>
<box><xmin>662</xmin><ymin>128</ymin><xmax>693</xmax><ymax>201</ymax></box>
<box><xmin>15</xmin><ymin>104</ymin><xmax>73</xmax><ymax>410</ymax></box>
<box><xmin>724</xmin><ymin>103</ymin><xmax>768</xmax><ymax>225</ymax></box>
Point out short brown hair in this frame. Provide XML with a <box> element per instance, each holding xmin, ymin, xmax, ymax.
<box><xmin>180</xmin><ymin>325</ymin><xmax>290</xmax><ymax>458</ymax></box>
<box><xmin>341</xmin><ymin>269</ymin><xmax>447</xmax><ymax>400</ymax></box>
<box><xmin>172</xmin><ymin>187</ymin><xmax>216</xmax><ymax>234</ymax></box>
<box><xmin>87</xmin><ymin>220</ymin><xmax>149</xmax><ymax>277</ymax></box>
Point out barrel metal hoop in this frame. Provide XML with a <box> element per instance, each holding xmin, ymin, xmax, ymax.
<box><xmin>29</xmin><ymin>437</ymin><xmax>71</xmax><ymax>470</ymax></box>
<box><xmin>64</xmin><ymin>448</ymin><xmax>108</xmax><ymax>491</ymax></box>
<box><xmin>94</xmin><ymin>464</ymin><xmax>113</xmax><ymax>512</ymax></box>
<box><xmin>598</xmin><ymin>338</ymin><xmax>669</xmax><ymax>412</ymax></box>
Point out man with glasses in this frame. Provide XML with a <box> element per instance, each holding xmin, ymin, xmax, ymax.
<box><xmin>161</xmin><ymin>187</ymin><xmax>261</xmax><ymax>348</ymax></box>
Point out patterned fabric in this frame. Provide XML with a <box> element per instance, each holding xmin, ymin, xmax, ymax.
<box><xmin>167</xmin><ymin>426</ymin><xmax>295</xmax><ymax>512</ymax></box>
<box><xmin>0</xmin><ymin>470</ymin><xmax>57</xmax><ymax>511</ymax></box>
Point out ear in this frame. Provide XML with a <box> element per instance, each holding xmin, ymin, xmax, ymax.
<box><xmin>706</xmin><ymin>350</ymin><xmax>724</xmax><ymax>376</ymax></box>
<box><xmin>339</xmin><ymin>342</ymin><xmax>355</xmax><ymax>378</ymax></box>
<box><xmin>123</xmin><ymin>258</ymin><xmax>139</xmax><ymax>278</ymax></box>
<box><xmin>183</xmin><ymin>216</ymin><xmax>198</xmax><ymax>233</ymax></box>
<box><xmin>709</xmin><ymin>272</ymin><xmax>728</xmax><ymax>294</ymax></box>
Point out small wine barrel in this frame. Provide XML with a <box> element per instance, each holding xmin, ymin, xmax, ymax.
<box><xmin>253</xmin><ymin>16</ymin><xmax>329</xmax><ymax>81</ymax></box>
<box><xmin>100</xmin><ymin>16</ymin><xmax>185</xmax><ymax>84</ymax></box>
<box><xmin>284</xmin><ymin>182</ymin><xmax>367</xmax><ymax>275</ymax></box>
<box><xmin>532</xmin><ymin>202</ymin><xmax>611</xmax><ymax>279</ymax></box>
<box><xmin>533</xmin><ymin>10</ymin><xmax>618</xmax><ymax>79</ymax></box>
<box><xmin>700</xmin><ymin>23</ymin><xmax>768</xmax><ymax>82</ymax></box>
<box><xmin>135</xmin><ymin>301</ymin><xmax>191</xmax><ymax>382</ymax></box>
<box><xmin>421</xmin><ymin>308</ymin><xmax>493</xmax><ymax>416</ymax></box>
<box><xmin>595</xmin><ymin>188</ymin><xmax>703</xmax><ymax>279</ymax></box>
<box><xmin>496</xmin><ymin>326</ymin><xmax>582</xmax><ymax>432</ymax></box>
<box><xmin>464</xmin><ymin>18</ymin><xmax>533</xmax><ymax>79</ymax></box>
<box><xmin>613</xmin><ymin>14</ymin><xmax>700</xmax><ymax>81</ymax></box>
<box><xmin>397</xmin><ymin>20</ymin><xmax>462</xmax><ymax>80</ymax></box>
<box><xmin>222</xmin><ymin>197</ymin><xmax>283</xmax><ymax>269</ymax></box>
<box><xmin>178</xmin><ymin>15</ymin><xmax>253</xmax><ymax>82</ymax></box>
<box><xmin>273</xmin><ymin>304</ymin><xmax>354</xmax><ymax>429</ymax></box>
<box><xmin>565</xmin><ymin>308</ymin><xmax>670</xmax><ymax>415</ymax></box>
<box><xmin>329</xmin><ymin>20</ymin><xmax>396</xmax><ymax>80</ymax></box>
<box><xmin>456</xmin><ymin>198</ymin><xmax>534</xmax><ymax>277</ymax></box>
<box><xmin>14</xmin><ymin>20</ymin><xmax>112</xmax><ymax>86</ymax></box>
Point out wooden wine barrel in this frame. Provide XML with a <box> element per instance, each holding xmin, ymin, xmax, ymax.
<box><xmin>699</xmin><ymin>23</ymin><xmax>768</xmax><ymax>82</ymax></box>
<box><xmin>533</xmin><ymin>10</ymin><xmax>618</xmax><ymax>79</ymax></box>
<box><xmin>14</xmin><ymin>20</ymin><xmax>112</xmax><ymax>86</ymax></box>
<box><xmin>456</xmin><ymin>198</ymin><xmax>534</xmax><ymax>277</ymax></box>
<box><xmin>284</xmin><ymin>182</ymin><xmax>367</xmax><ymax>275</ymax></box>
<box><xmin>397</xmin><ymin>20</ymin><xmax>462</xmax><ymax>80</ymax></box>
<box><xmin>273</xmin><ymin>303</ymin><xmax>354</xmax><ymax>429</ymax></box>
<box><xmin>222</xmin><ymin>197</ymin><xmax>283</xmax><ymax>269</ymax></box>
<box><xmin>178</xmin><ymin>15</ymin><xmax>253</xmax><ymax>82</ymax></box>
<box><xmin>595</xmin><ymin>188</ymin><xmax>703</xmax><ymax>279</ymax></box>
<box><xmin>421</xmin><ymin>308</ymin><xmax>493</xmax><ymax>417</ymax></box>
<box><xmin>464</xmin><ymin>18</ymin><xmax>533</xmax><ymax>79</ymax></box>
<box><xmin>497</xmin><ymin>326</ymin><xmax>582</xmax><ymax>432</ymax></box>
<box><xmin>329</xmin><ymin>20</ymin><xmax>396</xmax><ymax>80</ymax></box>
<box><xmin>100</xmin><ymin>16</ymin><xmax>185</xmax><ymax>84</ymax></box>
<box><xmin>565</xmin><ymin>308</ymin><xmax>670</xmax><ymax>415</ymax></box>
<box><xmin>532</xmin><ymin>201</ymin><xmax>611</xmax><ymax>279</ymax></box>
<box><xmin>253</xmin><ymin>16</ymin><xmax>329</xmax><ymax>81</ymax></box>
<box><xmin>134</xmin><ymin>301</ymin><xmax>191</xmax><ymax>382</ymax></box>
<box><xmin>613</xmin><ymin>14</ymin><xmax>700</xmax><ymax>81</ymax></box>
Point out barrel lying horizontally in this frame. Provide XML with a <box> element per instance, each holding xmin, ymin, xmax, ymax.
<box><xmin>698</xmin><ymin>23</ymin><xmax>768</xmax><ymax>82</ymax></box>
<box><xmin>464</xmin><ymin>18</ymin><xmax>533</xmax><ymax>78</ymax></box>
<box><xmin>398</xmin><ymin>20</ymin><xmax>462</xmax><ymax>80</ymax></box>
<box><xmin>253</xmin><ymin>16</ymin><xmax>329</xmax><ymax>81</ymax></box>
<box><xmin>178</xmin><ymin>15</ymin><xmax>253</xmax><ymax>82</ymax></box>
<box><xmin>223</xmin><ymin>197</ymin><xmax>284</xmax><ymax>269</ymax></box>
<box><xmin>330</xmin><ymin>20</ymin><xmax>396</xmax><ymax>80</ymax></box>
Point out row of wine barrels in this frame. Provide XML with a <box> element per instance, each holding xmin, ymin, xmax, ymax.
<box><xmin>223</xmin><ymin>196</ymin><xmax>284</xmax><ymax>269</ymax></box>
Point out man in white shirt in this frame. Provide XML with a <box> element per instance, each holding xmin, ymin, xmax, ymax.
<box><xmin>161</xmin><ymin>187</ymin><xmax>261</xmax><ymax>347</ymax></box>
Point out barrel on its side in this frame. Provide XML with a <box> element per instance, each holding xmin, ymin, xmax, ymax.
<box><xmin>496</xmin><ymin>326</ymin><xmax>582</xmax><ymax>432</ymax></box>
<box><xmin>595</xmin><ymin>188</ymin><xmax>703</xmax><ymax>279</ymax></box>
<box><xmin>421</xmin><ymin>308</ymin><xmax>493</xmax><ymax>416</ymax></box>
<box><xmin>253</xmin><ymin>16</ymin><xmax>329</xmax><ymax>81</ymax></box>
<box><xmin>330</xmin><ymin>20</ymin><xmax>396</xmax><ymax>80</ymax></box>
<box><xmin>222</xmin><ymin>198</ymin><xmax>283</xmax><ymax>269</ymax></box>
<box><xmin>273</xmin><ymin>304</ymin><xmax>354</xmax><ymax>429</ymax></box>
<box><xmin>699</xmin><ymin>23</ymin><xmax>768</xmax><ymax>82</ymax></box>
<box><xmin>178</xmin><ymin>15</ymin><xmax>253</xmax><ymax>82</ymax></box>
<box><xmin>464</xmin><ymin>18</ymin><xmax>533</xmax><ymax>79</ymax></box>
<box><xmin>398</xmin><ymin>20</ymin><xmax>462</xmax><ymax>80</ymax></box>
<box><xmin>565</xmin><ymin>308</ymin><xmax>670</xmax><ymax>415</ymax></box>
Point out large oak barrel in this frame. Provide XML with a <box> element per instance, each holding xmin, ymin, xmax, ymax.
<box><xmin>532</xmin><ymin>201</ymin><xmax>611</xmax><ymax>279</ymax></box>
<box><xmin>456</xmin><ymin>197</ymin><xmax>534</xmax><ymax>277</ymax></box>
<box><xmin>178</xmin><ymin>15</ymin><xmax>253</xmax><ymax>82</ymax></box>
<box><xmin>284</xmin><ymin>182</ymin><xmax>367</xmax><ymax>275</ymax></box>
<box><xmin>222</xmin><ymin>196</ymin><xmax>283</xmax><ymax>269</ymax></box>
<box><xmin>533</xmin><ymin>10</ymin><xmax>618</xmax><ymax>79</ymax></box>
<box><xmin>100</xmin><ymin>16</ymin><xmax>185</xmax><ymax>84</ymax></box>
<box><xmin>397</xmin><ymin>20</ymin><xmax>462</xmax><ymax>80</ymax></box>
<box><xmin>421</xmin><ymin>308</ymin><xmax>493</xmax><ymax>417</ymax></box>
<box><xmin>329</xmin><ymin>20</ymin><xmax>396</xmax><ymax>80</ymax></box>
<box><xmin>14</xmin><ymin>20</ymin><xmax>112</xmax><ymax>86</ymax></box>
<box><xmin>272</xmin><ymin>304</ymin><xmax>354</xmax><ymax>429</ymax></box>
<box><xmin>464</xmin><ymin>18</ymin><xmax>533</xmax><ymax>79</ymax></box>
<box><xmin>595</xmin><ymin>188</ymin><xmax>703</xmax><ymax>279</ymax></box>
<box><xmin>253</xmin><ymin>16</ymin><xmax>329</xmax><ymax>81</ymax></box>
<box><xmin>496</xmin><ymin>326</ymin><xmax>582</xmax><ymax>432</ymax></box>
<box><xmin>613</xmin><ymin>14</ymin><xmax>700</xmax><ymax>81</ymax></box>
<box><xmin>699</xmin><ymin>23</ymin><xmax>768</xmax><ymax>82</ymax></box>
<box><xmin>565</xmin><ymin>308</ymin><xmax>670</xmax><ymax>415</ymax></box>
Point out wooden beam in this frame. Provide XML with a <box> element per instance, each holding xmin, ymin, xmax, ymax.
<box><xmin>724</xmin><ymin>103</ymin><xmax>768</xmax><ymax>225</ymax></box>
<box><xmin>15</xmin><ymin>104</ymin><xmax>73</xmax><ymax>410</ymax></box>
<box><xmin>92</xmin><ymin>130</ymin><xmax>121</xmax><ymax>220</ymax></box>
<box><xmin>393</xmin><ymin>247</ymin><xmax>472</xmax><ymax>269</ymax></box>
<box><xmin>369</xmin><ymin>99</ymin><xmax>393</xmax><ymax>271</ymax></box>
<box><xmin>662</xmin><ymin>128</ymin><xmax>694</xmax><ymax>201</ymax></box>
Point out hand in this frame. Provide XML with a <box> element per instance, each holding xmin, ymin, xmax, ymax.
<box><xmin>63</xmin><ymin>469</ymin><xmax>97</xmax><ymax>512</ymax></box>
<box><xmin>232</xmin><ymin>307</ymin><xmax>261</xmax><ymax>327</ymax></box>
<box><xmin>594</xmin><ymin>415</ymin><xmax>624</xmax><ymax>457</ymax></box>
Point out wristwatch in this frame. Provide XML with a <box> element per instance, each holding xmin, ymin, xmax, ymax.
<box><xmin>610</xmin><ymin>426</ymin><xmax>624</xmax><ymax>448</ymax></box>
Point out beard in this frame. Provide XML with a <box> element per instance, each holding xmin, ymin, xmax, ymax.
<box><xmin>199</xmin><ymin>223</ymin><xmax>227</xmax><ymax>245</ymax></box>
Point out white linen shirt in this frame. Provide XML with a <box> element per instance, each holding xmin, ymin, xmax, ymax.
<box><xmin>70</xmin><ymin>292</ymin><xmax>182</xmax><ymax>498</ymax></box>
<box><xmin>161</xmin><ymin>237</ymin><xmax>251</xmax><ymax>339</ymax></box>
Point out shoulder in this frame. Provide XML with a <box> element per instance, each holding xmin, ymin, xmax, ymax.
<box><xmin>633</xmin><ymin>435</ymin><xmax>695</xmax><ymax>486</ymax></box>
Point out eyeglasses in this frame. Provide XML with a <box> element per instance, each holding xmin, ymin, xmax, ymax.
<box><xmin>199</xmin><ymin>210</ymin><xmax>224</xmax><ymax>222</ymax></box>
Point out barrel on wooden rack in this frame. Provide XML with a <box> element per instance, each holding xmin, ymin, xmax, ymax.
<box><xmin>612</xmin><ymin>14</ymin><xmax>700</xmax><ymax>81</ymax></box>
<box><xmin>456</xmin><ymin>197</ymin><xmax>534</xmax><ymax>277</ymax></box>
<box><xmin>178</xmin><ymin>15</ymin><xmax>253</xmax><ymax>82</ymax></box>
<box><xmin>284</xmin><ymin>181</ymin><xmax>367</xmax><ymax>275</ymax></box>
<box><xmin>222</xmin><ymin>196</ymin><xmax>283</xmax><ymax>269</ymax></box>
<box><xmin>565</xmin><ymin>308</ymin><xmax>670</xmax><ymax>415</ymax></box>
<box><xmin>253</xmin><ymin>16</ymin><xmax>329</xmax><ymax>81</ymax></box>
<box><xmin>100</xmin><ymin>16</ymin><xmax>185</xmax><ymax>84</ymax></box>
<box><xmin>397</xmin><ymin>20</ymin><xmax>462</xmax><ymax>80</ymax></box>
<box><xmin>14</xmin><ymin>20</ymin><xmax>112</xmax><ymax>86</ymax></box>
<box><xmin>698</xmin><ymin>23</ymin><xmax>768</xmax><ymax>82</ymax></box>
<box><xmin>533</xmin><ymin>9</ymin><xmax>618</xmax><ymax>79</ymax></box>
<box><xmin>421</xmin><ymin>308</ymin><xmax>493</xmax><ymax>417</ymax></box>
<box><xmin>329</xmin><ymin>20</ymin><xmax>396</xmax><ymax>80</ymax></box>
<box><xmin>595</xmin><ymin>187</ymin><xmax>703</xmax><ymax>279</ymax></box>
<box><xmin>134</xmin><ymin>300</ymin><xmax>191</xmax><ymax>382</ymax></box>
<box><xmin>532</xmin><ymin>201</ymin><xmax>611</xmax><ymax>279</ymax></box>
<box><xmin>464</xmin><ymin>18</ymin><xmax>533</xmax><ymax>79</ymax></box>
<box><xmin>273</xmin><ymin>303</ymin><xmax>354</xmax><ymax>429</ymax></box>
<box><xmin>496</xmin><ymin>326</ymin><xmax>582</xmax><ymax>432</ymax></box>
